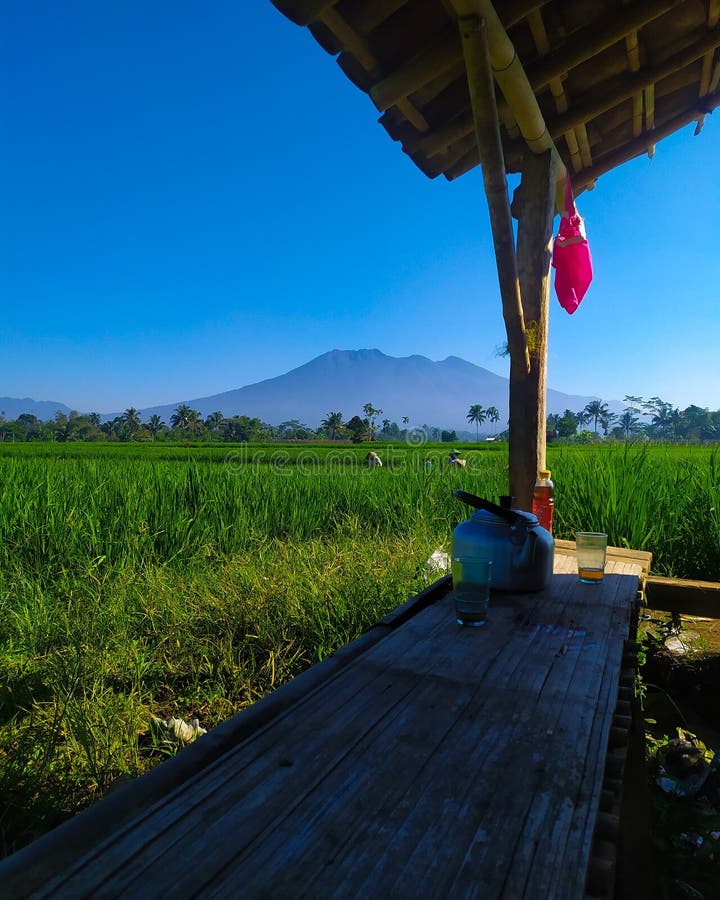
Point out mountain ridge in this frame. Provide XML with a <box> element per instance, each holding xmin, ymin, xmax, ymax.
<box><xmin>2</xmin><ymin>349</ymin><xmax>622</xmax><ymax>431</ymax></box>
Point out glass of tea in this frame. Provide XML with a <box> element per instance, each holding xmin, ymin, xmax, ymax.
<box><xmin>574</xmin><ymin>532</ymin><xmax>608</xmax><ymax>584</ymax></box>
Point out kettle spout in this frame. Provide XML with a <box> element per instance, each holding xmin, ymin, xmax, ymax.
<box><xmin>511</xmin><ymin>527</ymin><xmax>538</xmax><ymax>572</ymax></box>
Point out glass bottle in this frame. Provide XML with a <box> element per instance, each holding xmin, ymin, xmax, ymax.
<box><xmin>532</xmin><ymin>469</ymin><xmax>554</xmax><ymax>533</ymax></box>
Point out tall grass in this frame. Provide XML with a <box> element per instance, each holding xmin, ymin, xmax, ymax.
<box><xmin>0</xmin><ymin>442</ymin><xmax>719</xmax><ymax>853</ymax></box>
<box><xmin>550</xmin><ymin>444</ymin><xmax>720</xmax><ymax>577</ymax></box>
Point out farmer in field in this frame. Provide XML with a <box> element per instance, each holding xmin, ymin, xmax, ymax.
<box><xmin>448</xmin><ymin>451</ymin><xmax>466</xmax><ymax>468</ymax></box>
<box><xmin>366</xmin><ymin>451</ymin><xmax>383</xmax><ymax>468</ymax></box>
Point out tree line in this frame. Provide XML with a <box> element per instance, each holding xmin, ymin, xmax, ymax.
<box><xmin>2</xmin><ymin>395</ymin><xmax>719</xmax><ymax>444</ymax></box>
<box><xmin>545</xmin><ymin>396</ymin><xmax>720</xmax><ymax>443</ymax></box>
<box><xmin>464</xmin><ymin>397</ymin><xmax>720</xmax><ymax>444</ymax></box>
<box><xmin>0</xmin><ymin>402</ymin><xmax>425</xmax><ymax>444</ymax></box>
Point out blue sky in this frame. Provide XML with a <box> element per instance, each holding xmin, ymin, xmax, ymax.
<box><xmin>2</xmin><ymin>1</ymin><xmax>719</xmax><ymax>415</ymax></box>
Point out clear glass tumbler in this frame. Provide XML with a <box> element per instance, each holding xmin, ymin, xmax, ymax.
<box><xmin>575</xmin><ymin>532</ymin><xmax>608</xmax><ymax>584</ymax></box>
<box><xmin>451</xmin><ymin>557</ymin><xmax>492</xmax><ymax>626</ymax></box>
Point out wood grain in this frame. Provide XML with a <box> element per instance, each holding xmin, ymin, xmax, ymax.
<box><xmin>18</xmin><ymin>552</ymin><xmax>642</xmax><ymax>899</ymax></box>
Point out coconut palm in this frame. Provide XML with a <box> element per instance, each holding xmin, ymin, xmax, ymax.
<box><xmin>582</xmin><ymin>400</ymin><xmax>610</xmax><ymax>436</ymax></box>
<box><xmin>122</xmin><ymin>407</ymin><xmax>142</xmax><ymax>434</ymax></box>
<box><xmin>600</xmin><ymin>411</ymin><xmax>617</xmax><ymax>436</ymax></box>
<box><xmin>485</xmin><ymin>406</ymin><xmax>500</xmax><ymax>435</ymax></box>
<box><xmin>574</xmin><ymin>409</ymin><xmax>590</xmax><ymax>431</ymax></box>
<box><xmin>146</xmin><ymin>414</ymin><xmax>166</xmax><ymax>440</ymax></box>
<box><xmin>170</xmin><ymin>404</ymin><xmax>202</xmax><ymax>433</ymax></box>
<box><xmin>618</xmin><ymin>410</ymin><xmax>640</xmax><ymax>440</ymax></box>
<box><xmin>321</xmin><ymin>411</ymin><xmax>344</xmax><ymax>440</ymax></box>
<box><xmin>205</xmin><ymin>411</ymin><xmax>225</xmax><ymax>434</ymax></box>
<box><xmin>466</xmin><ymin>404</ymin><xmax>486</xmax><ymax>441</ymax></box>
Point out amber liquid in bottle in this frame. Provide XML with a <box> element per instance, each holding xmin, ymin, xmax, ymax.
<box><xmin>532</xmin><ymin>476</ymin><xmax>554</xmax><ymax>533</ymax></box>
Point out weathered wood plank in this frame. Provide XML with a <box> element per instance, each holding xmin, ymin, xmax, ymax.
<box><xmin>555</xmin><ymin>540</ymin><xmax>653</xmax><ymax>575</ymax></box>
<box><xmin>38</xmin><ymin>609</ymin><xmax>462</xmax><ymax>896</ymax></box>
<box><xmin>513</xmin><ymin>148</ymin><xmax>558</xmax><ymax>509</ymax></box>
<box><xmin>15</xmin><ymin>556</ymin><xmax>641</xmax><ymax>899</ymax></box>
<box><xmin>645</xmin><ymin>575</ymin><xmax>720</xmax><ymax>619</ymax></box>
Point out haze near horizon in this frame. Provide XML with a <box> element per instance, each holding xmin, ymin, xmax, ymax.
<box><xmin>2</xmin><ymin>2</ymin><xmax>719</xmax><ymax>413</ymax></box>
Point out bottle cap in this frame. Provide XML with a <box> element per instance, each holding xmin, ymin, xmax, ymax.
<box><xmin>539</xmin><ymin>469</ymin><xmax>551</xmax><ymax>478</ymax></box>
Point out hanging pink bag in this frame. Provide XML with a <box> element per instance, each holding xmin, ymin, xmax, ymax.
<box><xmin>552</xmin><ymin>176</ymin><xmax>593</xmax><ymax>314</ymax></box>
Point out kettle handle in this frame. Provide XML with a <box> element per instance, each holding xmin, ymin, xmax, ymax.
<box><xmin>454</xmin><ymin>490</ymin><xmax>527</xmax><ymax>526</ymax></box>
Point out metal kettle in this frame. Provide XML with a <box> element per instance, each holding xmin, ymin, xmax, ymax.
<box><xmin>452</xmin><ymin>490</ymin><xmax>555</xmax><ymax>592</ymax></box>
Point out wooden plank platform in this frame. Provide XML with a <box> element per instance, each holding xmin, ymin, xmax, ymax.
<box><xmin>644</xmin><ymin>575</ymin><xmax>720</xmax><ymax>619</ymax></box>
<box><xmin>554</xmin><ymin>540</ymin><xmax>652</xmax><ymax>576</ymax></box>
<box><xmin>0</xmin><ymin>552</ymin><xmax>643</xmax><ymax>899</ymax></box>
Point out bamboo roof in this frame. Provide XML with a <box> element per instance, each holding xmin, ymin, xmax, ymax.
<box><xmin>270</xmin><ymin>0</ymin><xmax>719</xmax><ymax>190</ymax></box>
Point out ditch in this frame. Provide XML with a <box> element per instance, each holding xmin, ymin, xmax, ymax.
<box><xmin>638</xmin><ymin>612</ymin><xmax>720</xmax><ymax>900</ymax></box>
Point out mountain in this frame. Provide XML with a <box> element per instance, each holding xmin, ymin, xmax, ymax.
<box><xmin>3</xmin><ymin>350</ymin><xmax>624</xmax><ymax>430</ymax></box>
<box><xmin>0</xmin><ymin>397</ymin><xmax>73</xmax><ymax>421</ymax></box>
<box><xmin>127</xmin><ymin>349</ymin><xmax>622</xmax><ymax>431</ymax></box>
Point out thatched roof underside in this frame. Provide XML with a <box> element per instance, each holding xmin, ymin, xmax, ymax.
<box><xmin>270</xmin><ymin>0</ymin><xmax>719</xmax><ymax>190</ymax></box>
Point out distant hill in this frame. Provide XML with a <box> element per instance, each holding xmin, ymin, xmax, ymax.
<box><xmin>126</xmin><ymin>349</ymin><xmax>621</xmax><ymax>431</ymax></box>
<box><xmin>3</xmin><ymin>350</ymin><xmax>624</xmax><ymax>430</ymax></box>
<box><xmin>0</xmin><ymin>397</ymin><xmax>73</xmax><ymax>421</ymax></box>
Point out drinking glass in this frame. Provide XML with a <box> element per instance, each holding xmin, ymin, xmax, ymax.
<box><xmin>451</xmin><ymin>557</ymin><xmax>492</xmax><ymax>626</ymax></box>
<box><xmin>575</xmin><ymin>532</ymin><xmax>608</xmax><ymax>584</ymax></box>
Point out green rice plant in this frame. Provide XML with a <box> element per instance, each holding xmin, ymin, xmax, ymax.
<box><xmin>550</xmin><ymin>444</ymin><xmax>720</xmax><ymax>577</ymax></box>
<box><xmin>1</xmin><ymin>441</ymin><xmax>719</xmax><ymax>853</ymax></box>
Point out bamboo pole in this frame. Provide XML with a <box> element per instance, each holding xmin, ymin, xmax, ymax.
<box><xmin>625</xmin><ymin>31</ymin><xmax>644</xmax><ymax>138</ymax></box>
<box><xmin>413</xmin><ymin>28</ymin><xmax>720</xmax><ymax>161</ymax></box>
<box><xmin>525</xmin><ymin>0</ymin><xmax>683</xmax><ymax>94</ymax></box>
<box><xmin>573</xmin><ymin>89</ymin><xmax>720</xmax><ymax>191</ymax></box>
<box><xmin>547</xmin><ymin>29</ymin><xmax>720</xmax><ymax>136</ymax></box>
<box><xmin>451</xmin><ymin>0</ymin><xmax>567</xmax><ymax>210</ymax></box>
<box><xmin>711</xmin><ymin>59</ymin><xmax>720</xmax><ymax>94</ymax></box>
<box><xmin>699</xmin><ymin>0</ymin><xmax>719</xmax><ymax>97</ymax></box>
<box><xmin>644</xmin><ymin>83</ymin><xmax>656</xmax><ymax>157</ymax></box>
<box><xmin>458</xmin><ymin>15</ymin><xmax>530</xmax><ymax>379</ymax></box>
<box><xmin>319</xmin><ymin>6</ymin><xmax>430</xmax><ymax>132</ymax></box>
<box><xmin>526</xmin><ymin>8</ymin><xmax>583</xmax><ymax>171</ymax></box>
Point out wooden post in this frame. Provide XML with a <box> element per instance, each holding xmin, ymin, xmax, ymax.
<box><xmin>458</xmin><ymin>14</ymin><xmax>529</xmax><ymax>380</ymax></box>
<box><xmin>511</xmin><ymin>149</ymin><xmax>557</xmax><ymax>510</ymax></box>
<box><xmin>459</xmin><ymin>11</ymin><xmax>557</xmax><ymax>509</ymax></box>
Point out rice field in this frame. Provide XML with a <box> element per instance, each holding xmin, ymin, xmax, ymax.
<box><xmin>0</xmin><ymin>441</ymin><xmax>719</xmax><ymax>853</ymax></box>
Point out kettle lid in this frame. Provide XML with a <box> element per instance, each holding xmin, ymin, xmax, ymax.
<box><xmin>471</xmin><ymin>507</ymin><xmax>539</xmax><ymax>527</ymax></box>
<box><xmin>455</xmin><ymin>490</ymin><xmax>537</xmax><ymax>527</ymax></box>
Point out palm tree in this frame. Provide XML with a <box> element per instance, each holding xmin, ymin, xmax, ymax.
<box><xmin>485</xmin><ymin>406</ymin><xmax>500</xmax><ymax>435</ymax></box>
<box><xmin>122</xmin><ymin>407</ymin><xmax>142</xmax><ymax>434</ymax></box>
<box><xmin>401</xmin><ymin>416</ymin><xmax>409</xmax><ymax>426</ymax></box>
<box><xmin>205</xmin><ymin>411</ymin><xmax>225</xmax><ymax>434</ymax></box>
<box><xmin>600</xmin><ymin>410</ymin><xmax>617</xmax><ymax>436</ymax></box>
<box><xmin>466</xmin><ymin>404</ymin><xmax>486</xmax><ymax>441</ymax></box>
<box><xmin>186</xmin><ymin>408</ymin><xmax>202</xmax><ymax>435</ymax></box>
<box><xmin>667</xmin><ymin>408</ymin><xmax>683</xmax><ymax>440</ymax></box>
<box><xmin>618</xmin><ymin>410</ymin><xmax>640</xmax><ymax>440</ymax></box>
<box><xmin>170</xmin><ymin>403</ymin><xmax>200</xmax><ymax>431</ymax></box>
<box><xmin>321</xmin><ymin>411</ymin><xmax>344</xmax><ymax>440</ymax></box>
<box><xmin>146</xmin><ymin>414</ymin><xmax>166</xmax><ymax>440</ymax></box>
<box><xmin>363</xmin><ymin>403</ymin><xmax>383</xmax><ymax>440</ymax></box>
<box><xmin>582</xmin><ymin>400</ymin><xmax>610</xmax><ymax>436</ymax></box>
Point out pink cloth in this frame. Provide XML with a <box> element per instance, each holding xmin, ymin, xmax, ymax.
<box><xmin>552</xmin><ymin>177</ymin><xmax>593</xmax><ymax>314</ymax></box>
